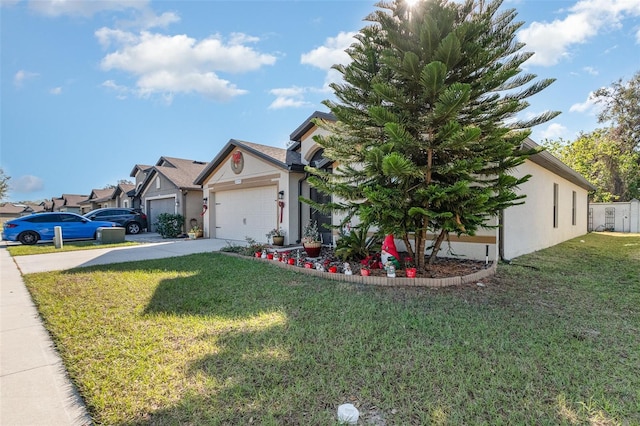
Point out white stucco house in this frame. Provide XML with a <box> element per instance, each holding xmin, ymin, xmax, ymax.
<box><xmin>195</xmin><ymin>111</ymin><xmax>596</xmax><ymax>262</ymax></box>
<box><xmin>588</xmin><ymin>199</ymin><xmax>640</xmax><ymax>233</ymax></box>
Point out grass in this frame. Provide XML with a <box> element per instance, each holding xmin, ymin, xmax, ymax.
<box><xmin>23</xmin><ymin>233</ymin><xmax>640</xmax><ymax>425</ymax></box>
<box><xmin>6</xmin><ymin>240</ymin><xmax>139</xmax><ymax>256</ymax></box>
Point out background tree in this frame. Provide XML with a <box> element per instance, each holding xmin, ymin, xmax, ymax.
<box><xmin>103</xmin><ymin>179</ymin><xmax>134</xmax><ymax>190</ymax></box>
<box><xmin>304</xmin><ymin>0</ymin><xmax>558</xmax><ymax>270</ymax></box>
<box><xmin>0</xmin><ymin>168</ymin><xmax>10</xmax><ymax>201</ymax></box>
<box><xmin>544</xmin><ymin>130</ymin><xmax>640</xmax><ymax>202</ymax></box>
<box><xmin>544</xmin><ymin>71</ymin><xmax>640</xmax><ymax>202</ymax></box>
<box><xmin>592</xmin><ymin>71</ymin><xmax>640</xmax><ymax>154</ymax></box>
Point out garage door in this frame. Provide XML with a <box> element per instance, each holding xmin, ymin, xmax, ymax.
<box><xmin>215</xmin><ymin>186</ymin><xmax>277</xmax><ymax>242</ymax></box>
<box><xmin>148</xmin><ymin>198</ymin><xmax>176</xmax><ymax>232</ymax></box>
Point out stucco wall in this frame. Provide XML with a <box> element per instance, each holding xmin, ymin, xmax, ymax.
<box><xmin>502</xmin><ymin>160</ymin><xmax>590</xmax><ymax>259</ymax></box>
<box><xmin>142</xmin><ymin>174</ymin><xmax>179</xmax><ymax>200</ymax></box>
<box><xmin>589</xmin><ymin>199</ymin><xmax>640</xmax><ymax>233</ymax></box>
<box><xmin>201</xmin><ymin>147</ymin><xmax>294</xmax><ymax>241</ymax></box>
<box><xmin>183</xmin><ymin>191</ymin><xmax>205</xmax><ymax>232</ymax></box>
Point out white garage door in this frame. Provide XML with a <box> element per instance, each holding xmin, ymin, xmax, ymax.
<box><xmin>148</xmin><ymin>198</ymin><xmax>176</xmax><ymax>232</ymax></box>
<box><xmin>215</xmin><ymin>186</ymin><xmax>277</xmax><ymax>242</ymax></box>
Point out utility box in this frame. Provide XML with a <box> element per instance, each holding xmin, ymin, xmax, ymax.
<box><xmin>96</xmin><ymin>227</ymin><xmax>125</xmax><ymax>243</ymax></box>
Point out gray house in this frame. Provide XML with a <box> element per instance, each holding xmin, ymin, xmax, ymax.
<box><xmin>135</xmin><ymin>157</ymin><xmax>208</xmax><ymax>233</ymax></box>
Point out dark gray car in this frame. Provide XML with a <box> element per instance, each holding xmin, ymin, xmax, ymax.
<box><xmin>83</xmin><ymin>208</ymin><xmax>147</xmax><ymax>234</ymax></box>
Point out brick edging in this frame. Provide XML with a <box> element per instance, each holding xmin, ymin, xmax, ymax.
<box><xmin>220</xmin><ymin>252</ymin><xmax>496</xmax><ymax>288</ymax></box>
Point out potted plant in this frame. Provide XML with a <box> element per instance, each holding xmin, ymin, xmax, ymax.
<box><xmin>404</xmin><ymin>257</ymin><xmax>417</xmax><ymax>278</ymax></box>
<box><xmin>188</xmin><ymin>224</ymin><xmax>202</xmax><ymax>239</ymax></box>
<box><xmin>266</xmin><ymin>227</ymin><xmax>285</xmax><ymax>246</ymax></box>
<box><xmin>302</xmin><ymin>220</ymin><xmax>322</xmax><ymax>257</ymax></box>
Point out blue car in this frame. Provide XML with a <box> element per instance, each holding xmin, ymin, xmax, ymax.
<box><xmin>2</xmin><ymin>212</ymin><xmax>118</xmax><ymax>245</ymax></box>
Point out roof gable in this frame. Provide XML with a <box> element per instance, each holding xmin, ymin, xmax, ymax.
<box><xmin>195</xmin><ymin>139</ymin><xmax>303</xmax><ymax>185</ymax></box>
<box><xmin>138</xmin><ymin>156</ymin><xmax>208</xmax><ymax>193</ymax></box>
<box><xmin>289</xmin><ymin>111</ymin><xmax>335</xmax><ymax>143</ymax></box>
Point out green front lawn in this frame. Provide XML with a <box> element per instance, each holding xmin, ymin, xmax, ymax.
<box><xmin>6</xmin><ymin>240</ymin><xmax>139</xmax><ymax>256</ymax></box>
<box><xmin>24</xmin><ymin>233</ymin><xmax>640</xmax><ymax>425</ymax></box>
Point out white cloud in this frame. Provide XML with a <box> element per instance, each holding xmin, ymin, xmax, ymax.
<box><xmin>583</xmin><ymin>66</ymin><xmax>599</xmax><ymax>75</ymax></box>
<box><xmin>268</xmin><ymin>87</ymin><xmax>313</xmax><ymax>110</ymax></box>
<box><xmin>14</xmin><ymin>70</ymin><xmax>38</xmax><ymax>87</ymax></box>
<box><xmin>98</xmin><ymin>30</ymin><xmax>276</xmax><ymax>102</ymax></box>
<box><xmin>539</xmin><ymin>122</ymin><xmax>569</xmax><ymax>139</ymax></box>
<box><xmin>301</xmin><ymin>31</ymin><xmax>357</xmax><ymax>70</ymax></box>
<box><xmin>101</xmin><ymin>80</ymin><xmax>130</xmax><ymax>100</ymax></box>
<box><xmin>269</xmin><ymin>31</ymin><xmax>357</xmax><ymax>109</ymax></box>
<box><xmin>636</xmin><ymin>27</ymin><xmax>640</xmax><ymax>43</ymax></box>
<box><xmin>11</xmin><ymin>175</ymin><xmax>44</xmax><ymax>193</ymax></box>
<box><xmin>569</xmin><ymin>91</ymin><xmax>603</xmax><ymax>114</ymax></box>
<box><xmin>49</xmin><ymin>87</ymin><xmax>62</xmax><ymax>95</ymax></box>
<box><xmin>518</xmin><ymin>0</ymin><xmax>640</xmax><ymax>66</ymax></box>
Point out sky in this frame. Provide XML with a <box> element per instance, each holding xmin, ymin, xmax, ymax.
<box><xmin>1</xmin><ymin>0</ymin><xmax>639</xmax><ymax>203</ymax></box>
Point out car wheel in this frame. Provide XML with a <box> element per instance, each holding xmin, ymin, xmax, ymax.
<box><xmin>126</xmin><ymin>222</ymin><xmax>141</xmax><ymax>234</ymax></box>
<box><xmin>18</xmin><ymin>231</ymin><xmax>39</xmax><ymax>245</ymax></box>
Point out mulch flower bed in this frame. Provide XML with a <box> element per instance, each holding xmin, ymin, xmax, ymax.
<box><xmin>263</xmin><ymin>246</ymin><xmax>490</xmax><ymax>279</ymax></box>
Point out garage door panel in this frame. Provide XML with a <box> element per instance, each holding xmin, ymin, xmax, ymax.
<box><xmin>215</xmin><ymin>187</ymin><xmax>277</xmax><ymax>242</ymax></box>
<box><xmin>148</xmin><ymin>198</ymin><xmax>175</xmax><ymax>232</ymax></box>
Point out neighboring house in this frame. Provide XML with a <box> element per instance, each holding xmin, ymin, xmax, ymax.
<box><xmin>137</xmin><ymin>157</ymin><xmax>208</xmax><ymax>232</ymax></box>
<box><xmin>196</xmin><ymin>111</ymin><xmax>596</xmax><ymax>262</ymax></box>
<box><xmin>51</xmin><ymin>194</ymin><xmax>89</xmax><ymax>213</ymax></box>
<box><xmin>589</xmin><ymin>199</ymin><xmax>640</xmax><ymax>233</ymax></box>
<box><xmin>114</xmin><ymin>183</ymin><xmax>136</xmax><ymax>208</ymax></box>
<box><xmin>0</xmin><ymin>203</ymin><xmax>36</xmax><ymax>226</ymax></box>
<box><xmin>129</xmin><ymin>164</ymin><xmax>152</xmax><ymax>209</ymax></box>
<box><xmin>79</xmin><ymin>189</ymin><xmax>116</xmax><ymax>213</ymax></box>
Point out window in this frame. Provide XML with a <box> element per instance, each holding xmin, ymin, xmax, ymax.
<box><xmin>27</xmin><ymin>214</ymin><xmax>61</xmax><ymax>223</ymax></box>
<box><xmin>553</xmin><ymin>183</ymin><xmax>559</xmax><ymax>228</ymax></box>
<box><xmin>156</xmin><ymin>176</ymin><xmax>160</xmax><ymax>189</ymax></box>
<box><xmin>572</xmin><ymin>191</ymin><xmax>577</xmax><ymax>226</ymax></box>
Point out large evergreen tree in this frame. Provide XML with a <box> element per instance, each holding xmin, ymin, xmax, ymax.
<box><xmin>304</xmin><ymin>0</ymin><xmax>558</xmax><ymax>270</ymax></box>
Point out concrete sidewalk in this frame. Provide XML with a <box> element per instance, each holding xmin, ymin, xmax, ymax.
<box><xmin>0</xmin><ymin>235</ymin><xmax>241</xmax><ymax>425</ymax></box>
<box><xmin>1</xmin><ymin>247</ymin><xmax>92</xmax><ymax>425</ymax></box>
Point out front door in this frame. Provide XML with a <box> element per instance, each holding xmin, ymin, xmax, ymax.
<box><xmin>308</xmin><ymin>149</ymin><xmax>333</xmax><ymax>244</ymax></box>
<box><xmin>310</xmin><ymin>188</ymin><xmax>332</xmax><ymax>245</ymax></box>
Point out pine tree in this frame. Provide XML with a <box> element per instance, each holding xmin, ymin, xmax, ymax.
<box><xmin>305</xmin><ymin>0</ymin><xmax>558</xmax><ymax>270</ymax></box>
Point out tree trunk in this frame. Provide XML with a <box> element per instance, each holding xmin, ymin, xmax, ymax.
<box><xmin>427</xmin><ymin>229</ymin><xmax>448</xmax><ymax>264</ymax></box>
<box><xmin>402</xmin><ymin>233</ymin><xmax>416</xmax><ymax>266</ymax></box>
<box><xmin>414</xmin><ymin>227</ymin><xmax>428</xmax><ymax>270</ymax></box>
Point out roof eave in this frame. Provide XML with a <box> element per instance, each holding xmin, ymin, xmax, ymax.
<box><xmin>194</xmin><ymin>139</ymin><xmax>290</xmax><ymax>185</ymax></box>
<box><xmin>522</xmin><ymin>138</ymin><xmax>596</xmax><ymax>192</ymax></box>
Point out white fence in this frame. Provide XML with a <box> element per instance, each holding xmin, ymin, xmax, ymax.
<box><xmin>589</xmin><ymin>199</ymin><xmax>640</xmax><ymax>233</ymax></box>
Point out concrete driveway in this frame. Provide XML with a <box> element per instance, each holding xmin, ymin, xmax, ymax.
<box><xmin>9</xmin><ymin>233</ymin><xmax>245</xmax><ymax>274</ymax></box>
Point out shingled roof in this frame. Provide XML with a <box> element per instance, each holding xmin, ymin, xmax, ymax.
<box><xmin>138</xmin><ymin>156</ymin><xmax>208</xmax><ymax>193</ymax></box>
<box><xmin>81</xmin><ymin>188</ymin><xmax>115</xmax><ymax>205</ymax></box>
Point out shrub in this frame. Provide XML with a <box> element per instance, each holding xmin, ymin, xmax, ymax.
<box><xmin>154</xmin><ymin>213</ymin><xmax>184</xmax><ymax>238</ymax></box>
<box><xmin>335</xmin><ymin>225</ymin><xmax>382</xmax><ymax>261</ymax></box>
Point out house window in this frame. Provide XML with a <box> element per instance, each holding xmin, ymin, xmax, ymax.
<box><xmin>124</xmin><ymin>200</ymin><xmax>129</xmax><ymax>208</ymax></box>
<box><xmin>156</xmin><ymin>176</ymin><xmax>160</xmax><ymax>189</ymax></box>
<box><xmin>572</xmin><ymin>191</ymin><xmax>576</xmax><ymax>226</ymax></box>
<box><xmin>553</xmin><ymin>183</ymin><xmax>559</xmax><ymax>228</ymax></box>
